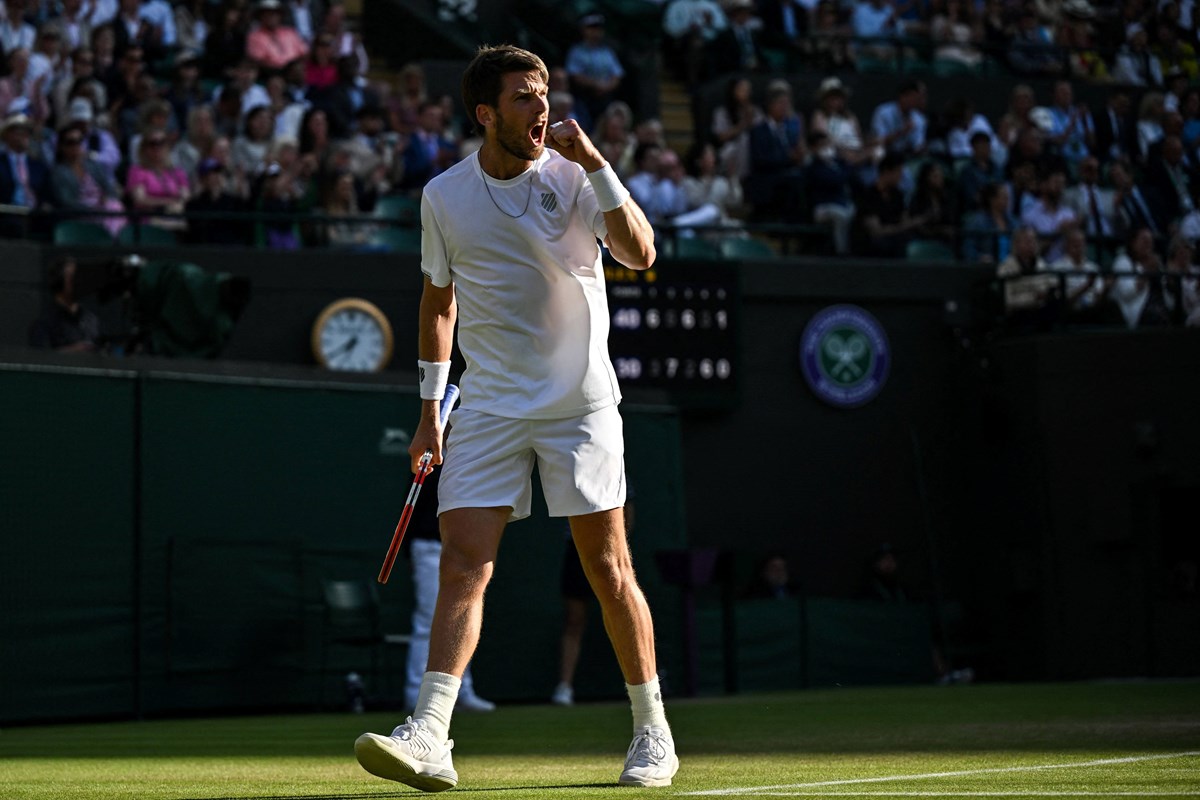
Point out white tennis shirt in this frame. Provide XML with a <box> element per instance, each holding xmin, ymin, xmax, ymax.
<box><xmin>420</xmin><ymin>149</ymin><xmax>622</xmax><ymax>420</ymax></box>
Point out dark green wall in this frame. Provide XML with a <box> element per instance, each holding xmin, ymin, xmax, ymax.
<box><xmin>0</xmin><ymin>360</ymin><xmax>687</xmax><ymax>724</ymax></box>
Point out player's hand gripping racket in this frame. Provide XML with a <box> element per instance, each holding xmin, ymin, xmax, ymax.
<box><xmin>377</xmin><ymin>385</ymin><xmax>459</xmax><ymax>584</ymax></box>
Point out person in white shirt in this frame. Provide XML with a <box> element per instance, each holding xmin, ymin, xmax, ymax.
<box><xmin>1021</xmin><ymin>169</ymin><xmax>1077</xmax><ymax>260</ymax></box>
<box><xmin>1063</xmin><ymin>156</ymin><xmax>1117</xmax><ymax>240</ymax></box>
<box><xmin>1047</xmin><ymin>227</ymin><xmax>1107</xmax><ymax>314</ymax></box>
<box><xmin>353</xmin><ymin>44</ymin><xmax>677</xmax><ymax>793</ymax></box>
<box><xmin>1112</xmin><ymin>227</ymin><xmax>1177</xmax><ymax>328</ymax></box>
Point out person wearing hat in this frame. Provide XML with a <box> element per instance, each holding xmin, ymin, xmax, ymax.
<box><xmin>565</xmin><ymin>12</ymin><xmax>624</xmax><ymax>134</ymax></box>
<box><xmin>811</xmin><ymin>76</ymin><xmax>874</xmax><ymax>167</ymax></box>
<box><xmin>246</xmin><ymin>0</ymin><xmax>309</xmax><ymax>72</ymax></box>
<box><xmin>0</xmin><ymin>112</ymin><xmax>55</xmax><ymax>236</ymax></box>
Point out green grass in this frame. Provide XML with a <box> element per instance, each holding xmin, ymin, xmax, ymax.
<box><xmin>3</xmin><ymin>682</ymin><xmax>1199</xmax><ymax>799</ymax></box>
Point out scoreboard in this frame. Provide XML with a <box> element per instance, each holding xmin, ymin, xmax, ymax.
<box><xmin>604</xmin><ymin>258</ymin><xmax>739</xmax><ymax>406</ymax></box>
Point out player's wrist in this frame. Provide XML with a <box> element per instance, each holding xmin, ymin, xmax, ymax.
<box><xmin>418</xmin><ymin>359</ymin><xmax>451</xmax><ymax>400</ymax></box>
<box><xmin>587</xmin><ymin>163</ymin><xmax>630</xmax><ymax>212</ymax></box>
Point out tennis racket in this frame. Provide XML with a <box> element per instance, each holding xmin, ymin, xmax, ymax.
<box><xmin>376</xmin><ymin>385</ymin><xmax>460</xmax><ymax>584</ymax></box>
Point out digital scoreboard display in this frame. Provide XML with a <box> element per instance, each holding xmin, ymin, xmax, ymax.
<box><xmin>604</xmin><ymin>259</ymin><xmax>739</xmax><ymax>406</ymax></box>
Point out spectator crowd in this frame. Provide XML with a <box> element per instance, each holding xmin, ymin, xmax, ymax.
<box><xmin>2</xmin><ymin>0</ymin><xmax>1199</xmax><ymax>326</ymax></box>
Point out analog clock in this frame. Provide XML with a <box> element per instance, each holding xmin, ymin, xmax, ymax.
<box><xmin>311</xmin><ymin>298</ymin><xmax>394</xmax><ymax>372</ymax></box>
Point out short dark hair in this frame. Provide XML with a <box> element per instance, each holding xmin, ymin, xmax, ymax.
<box><xmin>461</xmin><ymin>44</ymin><xmax>548</xmax><ymax>136</ymax></box>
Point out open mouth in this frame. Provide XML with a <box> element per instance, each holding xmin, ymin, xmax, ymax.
<box><xmin>531</xmin><ymin>121</ymin><xmax>546</xmax><ymax>146</ymax></box>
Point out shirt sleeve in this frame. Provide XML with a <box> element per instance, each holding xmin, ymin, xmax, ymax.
<box><xmin>420</xmin><ymin>192</ymin><xmax>452</xmax><ymax>287</ymax></box>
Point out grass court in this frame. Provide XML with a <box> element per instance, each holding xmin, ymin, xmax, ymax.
<box><xmin>3</xmin><ymin>681</ymin><xmax>1198</xmax><ymax>799</ymax></box>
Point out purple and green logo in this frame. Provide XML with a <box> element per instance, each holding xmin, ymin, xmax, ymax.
<box><xmin>800</xmin><ymin>304</ymin><xmax>890</xmax><ymax>408</ymax></box>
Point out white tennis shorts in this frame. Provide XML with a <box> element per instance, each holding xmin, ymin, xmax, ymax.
<box><xmin>438</xmin><ymin>404</ymin><xmax>626</xmax><ymax>521</ymax></box>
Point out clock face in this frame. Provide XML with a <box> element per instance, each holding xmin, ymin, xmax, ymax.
<box><xmin>312</xmin><ymin>299</ymin><xmax>394</xmax><ymax>372</ymax></box>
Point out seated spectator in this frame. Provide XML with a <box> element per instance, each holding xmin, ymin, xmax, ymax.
<box><xmin>0</xmin><ymin>48</ymin><xmax>50</xmax><ymax>122</ymax></box>
<box><xmin>127</xmin><ymin>97</ymin><xmax>175</xmax><ymax>164</ymax></box>
<box><xmin>1006</xmin><ymin>126</ymin><xmax>1065</xmax><ymax>182</ymax></box>
<box><xmin>565</xmin><ymin>12</ymin><xmax>624</xmax><ymax>132</ymax></box>
<box><xmin>1045</xmin><ymin>80</ymin><xmax>1093</xmax><ymax>167</ymax></box>
<box><xmin>172</xmin><ymin>103</ymin><xmax>215</xmax><ymax>179</ymax></box>
<box><xmin>320</xmin><ymin>168</ymin><xmax>375</xmax><ymax>247</ymax></box>
<box><xmin>743</xmin><ymin>553</ymin><xmax>797</xmax><ymax>600</ymax></box>
<box><xmin>1152</xmin><ymin>20</ymin><xmax>1197</xmax><ymax>80</ymax></box>
<box><xmin>1021</xmin><ymin>169</ymin><xmax>1077</xmax><ymax>260</ymax></box>
<box><xmin>304</xmin><ymin>32</ymin><xmax>338</xmax><ymax>90</ymax></box>
<box><xmin>0</xmin><ymin>112</ymin><xmax>55</xmax><ymax>236</ymax></box>
<box><xmin>852</xmin><ymin>0</ymin><xmax>904</xmax><ymax>63</ymax></box>
<box><xmin>265</xmin><ymin>72</ymin><xmax>306</xmax><ymax>140</ymax></box>
<box><xmin>1165</xmin><ymin>234</ymin><xmax>1200</xmax><ymax>323</ymax></box>
<box><xmin>386</xmin><ymin>61</ymin><xmax>426</xmax><ymax>137</ymax></box>
<box><xmin>397</xmin><ymin>100</ymin><xmax>456</xmax><ymax>192</ymax></box>
<box><xmin>747</xmin><ymin>79</ymin><xmax>805</xmax><ymax>220</ymax></box>
<box><xmin>908</xmin><ymin>161</ymin><xmax>957</xmax><ymax>244</ymax></box>
<box><xmin>51</xmin><ymin>121</ymin><xmax>126</xmax><ymax>235</ymax></box>
<box><xmin>682</xmin><ymin>139</ymin><xmax>744</xmax><ymax>227</ymax></box>
<box><xmin>52</xmin><ymin>46</ymin><xmax>107</xmax><ymax>124</ymax></box>
<box><xmin>1007</xmin><ymin>160</ymin><xmax>1039</xmax><ymax>221</ymax></box>
<box><xmin>1048</xmin><ymin>227</ymin><xmax>1108</xmax><ymax>317</ymax></box>
<box><xmin>1064</xmin><ymin>155</ymin><xmax>1117</xmax><ymax>241</ymax></box>
<box><xmin>1007</xmin><ymin>6</ymin><xmax>1063</xmax><ymax>76</ymax></box>
<box><xmin>1143</xmin><ymin>135</ymin><xmax>1197</xmax><ymax>223</ymax></box>
<box><xmin>591</xmin><ymin>100</ymin><xmax>636</xmax><ymax>178</ymax></box>
<box><xmin>203</xmin><ymin>3</ymin><xmax>247</xmax><ymax>81</ymax></box>
<box><xmin>709</xmin><ymin>0</ymin><xmax>766</xmax><ymax>76</ymax></box>
<box><xmin>28</xmin><ymin>257</ymin><xmax>101</xmax><ymax>352</ymax></box>
<box><xmin>625</xmin><ymin>141</ymin><xmax>664</xmax><ymax>223</ymax></box>
<box><xmin>62</xmin><ymin>97</ymin><xmax>121</xmax><ymax>184</ymax></box>
<box><xmin>126</xmin><ymin>129</ymin><xmax>190</xmax><ymax>229</ymax></box>
<box><xmin>174</xmin><ymin>0</ymin><xmax>208</xmax><ymax>54</ymax></box>
<box><xmin>56</xmin><ymin>0</ymin><xmax>94</xmax><ymax>51</ymax></box>
<box><xmin>1164</xmin><ymin>70</ymin><xmax>1189</xmax><ymax>116</ymax></box>
<box><xmin>184</xmin><ymin>156</ymin><xmax>247</xmax><ymax>245</ymax></box>
<box><xmin>214</xmin><ymin>58</ymin><xmax>271</xmax><ymax>121</ymax></box>
<box><xmin>653</xmin><ymin>147</ymin><xmax>724</xmax><ymax>234</ymax></box>
<box><xmin>164</xmin><ymin>49</ymin><xmax>206</xmax><ymax>133</ymax></box>
<box><xmin>28</xmin><ymin>26</ymin><xmax>67</xmax><ymax>102</ymax></box>
<box><xmin>809</xmin><ymin>0</ymin><xmax>851</xmax><ymax>70</ymax></box>
<box><xmin>1057</xmin><ymin>0</ymin><xmax>1108</xmax><ymax>81</ymax></box>
<box><xmin>321</xmin><ymin>2</ymin><xmax>367</xmax><ymax>78</ymax></box>
<box><xmin>112</xmin><ymin>0</ymin><xmax>174</xmax><ymax>64</ymax></box>
<box><xmin>871</xmin><ymin>79</ymin><xmax>926</xmax><ymax>159</ymax></box>
<box><xmin>962</xmin><ymin>181</ymin><xmax>1016</xmax><ymax>263</ymax></box>
<box><xmin>1113</xmin><ymin>23</ymin><xmax>1164</xmax><ymax>87</ymax></box>
<box><xmin>943</xmin><ymin>98</ymin><xmax>1003</xmax><ymax>163</ymax></box>
<box><xmin>710</xmin><ymin>76</ymin><xmax>761</xmax><ymax>180</ymax></box>
<box><xmin>997</xmin><ymin>83</ymin><xmax>1036</xmax><ymax>151</ymax></box>
<box><xmin>930</xmin><ymin>0</ymin><xmax>983</xmax><ymax>68</ymax></box>
<box><xmin>251</xmin><ymin>161</ymin><xmax>302</xmax><ymax>248</ymax></box>
<box><xmin>246</xmin><ymin>0</ymin><xmax>308</xmax><ymax>72</ymax></box>
<box><xmin>997</xmin><ymin>225</ymin><xmax>1057</xmax><ymax>313</ymax></box>
<box><xmin>1111</xmin><ymin>157</ymin><xmax>1168</xmax><ymax>238</ymax></box>
<box><xmin>1112</xmin><ymin>227</ymin><xmax>1176</xmax><ymax>327</ymax></box>
<box><xmin>1132</xmin><ymin>91</ymin><xmax>1161</xmax><ymax>163</ymax></box>
<box><xmin>298</xmin><ymin>106</ymin><xmax>331</xmax><ymax>164</ymax></box>
<box><xmin>854</xmin><ymin>152</ymin><xmax>926</xmax><ymax>257</ymax></box>
<box><xmin>661</xmin><ymin>0</ymin><xmax>727</xmax><ymax>85</ymax></box>
<box><xmin>92</xmin><ymin>24</ymin><xmax>117</xmax><ymax>78</ymax></box>
<box><xmin>959</xmin><ymin>131</ymin><xmax>1003</xmax><ymax>212</ymax></box>
<box><xmin>810</xmin><ymin>76</ymin><xmax>875</xmax><ymax>169</ymax></box>
<box><xmin>803</xmin><ymin>130</ymin><xmax>855</xmax><ymax>254</ymax></box>
<box><xmin>1</xmin><ymin>0</ymin><xmax>37</xmax><ymax>54</ymax></box>
<box><xmin>1093</xmin><ymin>91</ymin><xmax>1136</xmax><ymax>163</ymax></box>
<box><xmin>232</xmin><ymin>103</ymin><xmax>274</xmax><ymax>175</ymax></box>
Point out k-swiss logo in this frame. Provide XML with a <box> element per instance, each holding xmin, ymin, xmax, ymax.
<box><xmin>539</xmin><ymin>192</ymin><xmax>558</xmax><ymax>212</ymax></box>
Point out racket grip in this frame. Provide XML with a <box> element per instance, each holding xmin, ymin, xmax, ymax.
<box><xmin>438</xmin><ymin>384</ymin><xmax>460</xmax><ymax>426</ymax></box>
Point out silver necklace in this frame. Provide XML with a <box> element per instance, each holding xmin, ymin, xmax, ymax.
<box><xmin>480</xmin><ymin>164</ymin><xmax>534</xmax><ymax>219</ymax></box>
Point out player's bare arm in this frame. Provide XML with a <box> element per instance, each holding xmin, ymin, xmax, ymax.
<box><xmin>411</xmin><ymin>278</ymin><xmax>456</xmax><ymax>472</ymax></box>
<box><xmin>547</xmin><ymin>119</ymin><xmax>656</xmax><ymax>271</ymax></box>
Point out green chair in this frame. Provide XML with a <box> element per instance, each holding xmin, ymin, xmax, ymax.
<box><xmin>318</xmin><ymin>579</ymin><xmax>410</xmax><ymax>709</ymax></box>
<box><xmin>117</xmin><ymin>224</ymin><xmax>178</xmax><ymax>246</ymax></box>
<box><xmin>718</xmin><ymin>236</ymin><xmax>776</xmax><ymax>260</ymax></box>
<box><xmin>371</xmin><ymin>226</ymin><xmax>422</xmax><ymax>253</ymax></box>
<box><xmin>906</xmin><ymin>239</ymin><xmax>956</xmax><ymax>262</ymax></box>
<box><xmin>374</xmin><ymin>195</ymin><xmax>421</xmax><ymax>225</ymax></box>
<box><xmin>663</xmin><ymin>236</ymin><xmax>720</xmax><ymax>260</ymax></box>
<box><xmin>53</xmin><ymin>220</ymin><xmax>114</xmax><ymax>245</ymax></box>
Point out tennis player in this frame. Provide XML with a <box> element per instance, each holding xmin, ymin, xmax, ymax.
<box><xmin>354</xmin><ymin>44</ymin><xmax>678</xmax><ymax>792</ymax></box>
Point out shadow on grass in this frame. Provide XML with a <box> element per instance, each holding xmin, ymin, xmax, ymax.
<box><xmin>177</xmin><ymin>786</ymin><xmax>615</xmax><ymax>799</ymax></box>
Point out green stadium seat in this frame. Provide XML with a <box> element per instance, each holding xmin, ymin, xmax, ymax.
<box><xmin>906</xmin><ymin>239</ymin><xmax>956</xmax><ymax>262</ymax></box>
<box><xmin>718</xmin><ymin>236</ymin><xmax>776</xmax><ymax>260</ymax></box>
<box><xmin>53</xmin><ymin>220</ymin><xmax>114</xmax><ymax>245</ymax></box>
<box><xmin>371</xmin><ymin>226</ymin><xmax>422</xmax><ymax>253</ymax></box>
<box><xmin>373</xmin><ymin>195</ymin><xmax>421</xmax><ymax>225</ymax></box>
<box><xmin>117</xmin><ymin>225</ymin><xmax>178</xmax><ymax>246</ymax></box>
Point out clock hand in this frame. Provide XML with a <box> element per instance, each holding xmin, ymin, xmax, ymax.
<box><xmin>335</xmin><ymin>336</ymin><xmax>359</xmax><ymax>355</ymax></box>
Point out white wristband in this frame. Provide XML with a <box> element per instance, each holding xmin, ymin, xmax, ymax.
<box><xmin>417</xmin><ymin>360</ymin><xmax>451</xmax><ymax>400</ymax></box>
<box><xmin>587</xmin><ymin>163</ymin><xmax>630</xmax><ymax>212</ymax></box>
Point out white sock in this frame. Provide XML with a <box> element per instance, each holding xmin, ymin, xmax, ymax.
<box><xmin>626</xmin><ymin>676</ymin><xmax>671</xmax><ymax>736</ymax></box>
<box><xmin>413</xmin><ymin>671</ymin><xmax>460</xmax><ymax>742</ymax></box>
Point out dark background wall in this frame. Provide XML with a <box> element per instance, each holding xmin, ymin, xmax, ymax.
<box><xmin>3</xmin><ymin>243</ymin><xmax>1198</xmax><ymax>724</ymax></box>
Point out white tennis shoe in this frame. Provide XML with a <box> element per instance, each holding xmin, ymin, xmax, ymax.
<box><xmin>550</xmin><ymin>683</ymin><xmax>574</xmax><ymax>706</ymax></box>
<box><xmin>354</xmin><ymin>717</ymin><xmax>458</xmax><ymax>792</ymax></box>
<box><xmin>618</xmin><ymin>726</ymin><xmax>679</xmax><ymax>787</ymax></box>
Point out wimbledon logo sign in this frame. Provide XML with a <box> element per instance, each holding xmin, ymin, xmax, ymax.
<box><xmin>799</xmin><ymin>304</ymin><xmax>890</xmax><ymax>408</ymax></box>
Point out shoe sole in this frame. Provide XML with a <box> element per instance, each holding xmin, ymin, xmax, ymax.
<box><xmin>618</xmin><ymin>755</ymin><xmax>680</xmax><ymax>787</ymax></box>
<box><xmin>354</xmin><ymin>733</ymin><xmax>458</xmax><ymax>793</ymax></box>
